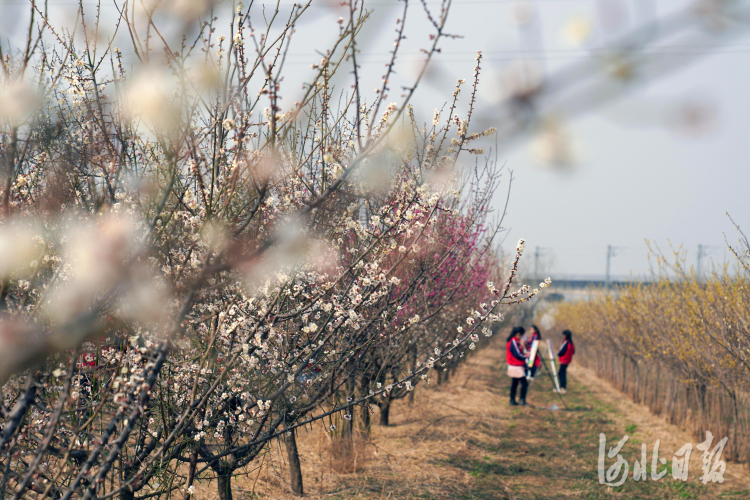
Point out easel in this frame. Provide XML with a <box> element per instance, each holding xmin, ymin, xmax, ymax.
<box><xmin>526</xmin><ymin>339</ymin><xmax>567</xmax><ymax>410</ymax></box>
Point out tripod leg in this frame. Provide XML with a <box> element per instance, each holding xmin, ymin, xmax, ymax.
<box><xmin>546</xmin><ymin>339</ymin><xmax>561</xmax><ymax>391</ymax></box>
<box><xmin>538</xmin><ymin>355</ymin><xmax>568</xmax><ymax>410</ymax></box>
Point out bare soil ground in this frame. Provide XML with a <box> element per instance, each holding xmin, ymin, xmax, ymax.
<box><xmin>193</xmin><ymin>340</ymin><xmax>750</xmax><ymax>499</ymax></box>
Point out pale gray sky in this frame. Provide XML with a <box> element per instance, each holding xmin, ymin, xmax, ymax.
<box><xmin>346</xmin><ymin>0</ymin><xmax>750</xmax><ymax>279</ymax></box>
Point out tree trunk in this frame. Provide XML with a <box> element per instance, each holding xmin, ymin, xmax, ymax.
<box><xmin>731</xmin><ymin>391</ymin><xmax>740</xmax><ymax>462</ymax></box>
<box><xmin>217</xmin><ymin>470</ymin><xmax>233</xmax><ymax>500</ymax></box>
<box><xmin>408</xmin><ymin>344</ymin><xmax>417</xmax><ymax>405</ymax></box>
<box><xmin>633</xmin><ymin>361</ymin><xmax>640</xmax><ymax>401</ymax></box>
<box><xmin>343</xmin><ymin>377</ymin><xmax>355</xmax><ymax>438</ymax></box>
<box><xmin>665</xmin><ymin>380</ymin><xmax>675</xmax><ymax>424</ymax></box>
<box><xmin>360</xmin><ymin>401</ymin><xmax>371</xmax><ymax>436</ymax></box>
<box><xmin>360</xmin><ymin>375</ymin><xmax>372</xmax><ymax>436</ymax></box>
<box><xmin>121</xmin><ymin>461</ymin><xmax>135</xmax><ymax>500</ymax></box>
<box><xmin>343</xmin><ymin>410</ymin><xmax>354</xmax><ymax>437</ymax></box>
<box><xmin>699</xmin><ymin>384</ymin><xmax>707</xmax><ymax>435</ymax></box>
<box><xmin>379</xmin><ymin>400</ymin><xmax>390</xmax><ymax>426</ymax></box>
<box><xmin>284</xmin><ymin>428</ymin><xmax>304</xmax><ymax>496</ymax></box>
<box><xmin>120</xmin><ymin>487</ymin><xmax>134</xmax><ymax>500</ymax></box>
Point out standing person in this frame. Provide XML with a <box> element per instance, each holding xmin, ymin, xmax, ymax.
<box><xmin>557</xmin><ymin>330</ymin><xmax>575</xmax><ymax>394</ymax></box>
<box><xmin>524</xmin><ymin>324</ymin><xmax>542</xmax><ymax>379</ymax></box>
<box><xmin>506</xmin><ymin>326</ymin><xmax>529</xmax><ymax>406</ymax></box>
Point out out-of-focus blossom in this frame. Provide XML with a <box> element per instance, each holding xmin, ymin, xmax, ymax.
<box><xmin>0</xmin><ymin>81</ymin><xmax>39</xmax><ymax>125</ymax></box>
<box><xmin>596</xmin><ymin>0</ymin><xmax>629</xmax><ymax>32</ymax></box>
<box><xmin>604</xmin><ymin>54</ymin><xmax>634</xmax><ymax>81</ymax></box>
<box><xmin>190</xmin><ymin>61</ymin><xmax>223</xmax><ymax>92</ymax></box>
<box><xmin>168</xmin><ymin>0</ymin><xmax>215</xmax><ymax>20</ymax></box>
<box><xmin>0</xmin><ymin>320</ymin><xmax>43</xmax><ymax>384</ymax></box>
<box><xmin>136</xmin><ymin>0</ymin><xmax>215</xmax><ymax>20</ymax></box>
<box><xmin>117</xmin><ymin>266</ymin><xmax>173</xmax><ymax>328</ymax></box>
<box><xmin>243</xmin><ymin>222</ymin><xmax>338</xmax><ymax>295</ymax></box>
<box><xmin>423</xmin><ymin>163</ymin><xmax>457</xmax><ymax>194</ymax></box>
<box><xmin>0</xmin><ymin>221</ymin><xmax>44</xmax><ymax>278</ymax></box>
<box><xmin>357</xmin><ymin>149</ymin><xmax>399</xmax><ymax>195</ymax></box>
<box><xmin>668</xmin><ymin>100</ymin><xmax>717</xmax><ymax>136</ymax></box>
<box><xmin>45</xmin><ymin>214</ymin><xmax>139</xmax><ymax>325</ymax></box>
<box><xmin>236</xmin><ymin>151</ymin><xmax>280</xmax><ymax>185</ymax></box>
<box><xmin>531</xmin><ymin>118</ymin><xmax>577</xmax><ymax>167</ymax></box>
<box><xmin>509</xmin><ymin>3</ymin><xmax>536</xmax><ymax>27</ymax></box>
<box><xmin>123</xmin><ymin>70</ymin><xmax>182</xmax><ymax>134</ymax></box>
<box><xmin>693</xmin><ymin>0</ymin><xmax>732</xmax><ymax>32</ymax></box>
<box><xmin>540</xmin><ymin>310</ymin><xmax>556</xmax><ymax>330</ymax></box>
<box><xmin>200</xmin><ymin>219</ymin><xmax>229</xmax><ymax>252</ymax></box>
<box><xmin>502</xmin><ymin>60</ymin><xmax>543</xmax><ymax>100</ymax></box>
<box><xmin>564</xmin><ymin>17</ymin><xmax>592</xmax><ymax>45</ymax></box>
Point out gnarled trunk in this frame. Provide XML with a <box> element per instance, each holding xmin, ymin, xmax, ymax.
<box><xmin>360</xmin><ymin>374</ymin><xmax>373</xmax><ymax>435</ymax></box>
<box><xmin>216</xmin><ymin>469</ymin><xmax>233</xmax><ymax>500</ymax></box>
<box><xmin>120</xmin><ymin>487</ymin><xmax>134</xmax><ymax>500</ymax></box>
<box><xmin>379</xmin><ymin>400</ymin><xmax>391</xmax><ymax>426</ymax></box>
<box><xmin>120</xmin><ymin>459</ymin><xmax>135</xmax><ymax>500</ymax></box>
<box><xmin>360</xmin><ymin>401</ymin><xmax>371</xmax><ymax>436</ymax></box>
<box><xmin>284</xmin><ymin>427</ymin><xmax>304</xmax><ymax>496</ymax></box>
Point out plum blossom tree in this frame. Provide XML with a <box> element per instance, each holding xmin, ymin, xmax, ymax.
<box><xmin>0</xmin><ymin>1</ymin><xmax>550</xmax><ymax>499</ymax></box>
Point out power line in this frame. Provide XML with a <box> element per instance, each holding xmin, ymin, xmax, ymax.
<box><xmin>279</xmin><ymin>49</ymin><xmax>750</xmax><ymax>64</ymax></box>
<box><xmin>276</xmin><ymin>41</ymin><xmax>750</xmax><ymax>60</ymax></box>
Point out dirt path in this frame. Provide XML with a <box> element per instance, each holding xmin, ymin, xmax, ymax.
<box><xmin>194</xmin><ymin>340</ymin><xmax>750</xmax><ymax>499</ymax></box>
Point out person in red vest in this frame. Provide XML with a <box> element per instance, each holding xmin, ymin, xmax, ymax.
<box><xmin>556</xmin><ymin>330</ymin><xmax>575</xmax><ymax>394</ymax></box>
<box><xmin>506</xmin><ymin>326</ymin><xmax>528</xmax><ymax>406</ymax></box>
<box><xmin>524</xmin><ymin>324</ymin><xmax>542</xmax><ymax>379</ymax></box>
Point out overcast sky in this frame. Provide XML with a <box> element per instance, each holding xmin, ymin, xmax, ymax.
<box><xmin>2</xmin><ymin>0</ymin><xmax>748</xmax><ymax>279</ymax></box>
<box><xmin>327</xmin><ymin>0</ymin><xmax>750</xmax><ymax>279</ymax></box>
<box><xmin>362</xmin><ymin>0</ymin><xmax>750</xmax><ymax>280</ymax></box>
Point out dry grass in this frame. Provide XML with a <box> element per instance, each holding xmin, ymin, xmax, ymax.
<box><xmin>570</xmin><ymin>363</ymin><xmax>750</xmax><ymax>489</ymax></box>
<box><xmin>576</xmin><ymin>347</ymin><xmax>750</xmax><ymax>463</ymax></box>
<box><xmin>191</xmin><ymin>339</ymin><xmax>750</xmax><ymax>499</ymax></box>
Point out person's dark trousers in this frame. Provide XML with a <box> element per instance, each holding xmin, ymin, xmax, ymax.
<box><xmin>559</xmin><ymin>364</ymin><xmax>569</xmax><ymax>389</ymax></box>
<box><xmin>510</xmin><ymin>377</ymin><xmax>528</xmax><ymax>402</ymax></box>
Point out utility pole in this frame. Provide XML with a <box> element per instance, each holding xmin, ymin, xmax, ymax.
<box><xmin>696</xmin><ymin>245</ymin><xmax>717</xmax><ymax>282</ymax></box>
<box><xmin>606</xmin><ymin>245</ymin><xmax>623</xmax><ymax>289</ymax></box>
<box><xmin>532</xmin><ymin>247</ymin><xmax>552</xmax><ymax>284</ymax></box>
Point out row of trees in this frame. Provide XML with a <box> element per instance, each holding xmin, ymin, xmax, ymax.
<box><xmin>0</xmin><ymin>1</ymin><xmax>547</xmax><ymax>498</ymax></box>
<box><xmin>554</xmin><ymin>229</ymin><xmax>750</xmax><ymax>463</ymax></box>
